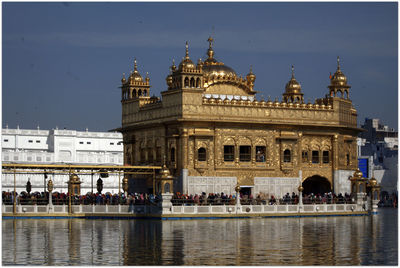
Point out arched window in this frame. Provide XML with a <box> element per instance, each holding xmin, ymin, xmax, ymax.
<box><xmin>184</xmin><ymin>77</ymin><xmax>189</xmax><ymax>87</ymax></box>
<box><xmin>143</xmin><ymin>90</ymin><xmax>147</xmax><ymax>96</ymax></box>
<box><xmin>196</xmin><ymin>78</ymin><xmax>201</xmax><ymax>88</ymax></box>
<box><xmin>133</xmin><ymin>89</ymin><xmax>136</xmax><ymax>98</ymax></box>
<box><xmin>170</xmin><ymin>148</ymin><xmax>175</xmax><ymax>162</ymax></box>
<box><xmin>283</xmin><ymin>149</ymin><xmax>291</xmax><ymax>163</ymax></box>
<box><xmin>138</xmin><ymin>89</ymin><xmax>142</xmax><ymax>96</ymax></box>
<box><xmin>190</xmin><ymin>77</ymin><xmax>195</xmax><ymax>87</ymax></box>
<box><xmin>198</xmin><ymin>147</ymin><xmax>206</xmax><ymax>161</ymax></box>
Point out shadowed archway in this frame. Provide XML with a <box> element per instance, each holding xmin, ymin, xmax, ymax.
<box><xmin>302</xmin><ymin>175</ymin><xmax>331</xmax><ymax>195</ymax></box>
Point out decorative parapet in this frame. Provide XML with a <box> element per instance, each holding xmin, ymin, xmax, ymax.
<box><xmin>202</xmin><ymin>94</ymin><xmax>333</xmax><ymax>110</ymax></box>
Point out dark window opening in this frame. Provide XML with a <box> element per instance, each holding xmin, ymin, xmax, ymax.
<box><xmin>256</xmin><ymin>146</ymin><xmax>266</xmax><ymax>162</ymax></box>
<box><xmin>302</xmin><ymin>151</ymin><xmax>308</xmax><ymax>163</ymax></box>
<box><xmin>240</xmin><ymin>146</ymin><xmax>251</xmax><ymax>162</ymax></box>
<box><xmin>323</xmin><ymin>151</ymin><xmax>330</xmax><ymax>163</ymax></box>
<box><xmin>198</xmin><ymin>147</ymin><xmax>207</xmax><ymax>161</ymax></box>
<box><xmin>283</xmin><ymin>149</ymin><xmax>291</xmax><ymax>163</ymax></box>
<box><xmin>224</xmin><ymin>145</ymin><xmax>234</xmax><ymax>162</ymax></box>
<box><xmin>170</xmin><ymin>148</ymin><xmax>175</xmax><ymax>162</ymax></box>
<box><xmin>312</xmin><ymin>151</ymin><xmax>319</xmax><ymax>163</ymax></box>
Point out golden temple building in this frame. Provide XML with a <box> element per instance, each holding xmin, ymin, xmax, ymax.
<box><xmin>118</xmin><ymin>37</ymin><xmax>361</xmax><ymax>198</ymax></box>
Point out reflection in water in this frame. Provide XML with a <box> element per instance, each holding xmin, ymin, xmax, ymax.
<box><xmin>2</xmin><ymin>209</ymin><xmax>397</xmax><ymax>265</ymax></box>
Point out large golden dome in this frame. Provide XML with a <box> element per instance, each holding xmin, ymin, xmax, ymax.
<box><xmin>202</xmin><ymin>64</ymin><xmax>237</xmax><ymax>78</ymax></box>
<box><xmin>202</xmin><ymin>36</ymin><xmax>237</xmax><ymax>78</ymax></box>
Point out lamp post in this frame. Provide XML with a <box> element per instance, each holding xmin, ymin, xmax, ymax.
<box><xmin>235</xmin><ymin>184</ymin><xmax>241</xmax><ymax>210</ymax></box>
<box><xmin>298</xmin><ymin>184</ymin><xmax>304</xmax><ymax>212</ymax></box>
<box><xmin>26</xmin><ymin>178</ymin><xmax>32</xmax><ymax>195</ymax></box>
<box><xmin>13</xmin><ymin>166</ymin><xmax>16</xmax><ymax>214</ymax></box>
<box><xmin>47</xmin><ymin>176</ymin><xmax>54</xmax><ymax>211</ymax></box>
<box><xmin>44</xmin><ymin>171</ymin><xmax>48</xmax><ymax>194</ymax></box>
<box><xmin>97</xmin><ymin>178</ymin><xmax>103</xmax><ymax>194</ymax></box>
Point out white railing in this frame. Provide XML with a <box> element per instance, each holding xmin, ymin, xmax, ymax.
<box><xmin>2</xmin><ymin>203</ymin><xmax>364</xmax><ymax>216</ymax></box>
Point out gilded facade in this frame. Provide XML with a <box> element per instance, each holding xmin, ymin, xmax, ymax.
<box><xmin>118</xmin><ymin>37</ymin><xmax>361</xmax><ymax>198</ymax></box>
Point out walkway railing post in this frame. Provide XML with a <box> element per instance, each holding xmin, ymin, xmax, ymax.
<box><xmin>13</xmin><ymin>166</ymin><xmax>16</xmax><ymax>214</ymax></box>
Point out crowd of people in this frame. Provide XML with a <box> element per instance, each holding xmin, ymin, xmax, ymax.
<box><xmin>1</xmin><ymin>191</ymin><xmax>162</xmax><ymax>206</ymax></box>
<box><xmin>171</xmin><ymin>192</ymin><xmax>356</xmax><ymax>206</ymax></box>
<box><xmin>2</xmin><ymin>190</ymin><xmax>396</xmax><ymax>207</ymax></box>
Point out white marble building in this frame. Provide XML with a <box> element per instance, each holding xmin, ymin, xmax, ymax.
<box><xmin>2</xmin><ymin>126</ymin><xmax>124</xmax><ymax>194</ymax></box>
<box><xmin>357</xmin><ymin>118</ymin><xmax>398</xmax><ymax>194</ymax></box>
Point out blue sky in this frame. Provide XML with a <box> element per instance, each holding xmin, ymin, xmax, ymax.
<box><xmin>2</xmin><ymin>2</ymin><xmax>398</xmax><ymax>131</ymax></box>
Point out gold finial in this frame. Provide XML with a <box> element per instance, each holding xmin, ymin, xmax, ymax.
<box><xmin>208</xmin><ymin>36</ymin><xmax>214</xmax><ymax>49</ymax></box>
<box><xmin>250</xmin><ymin>65</ymin><xmax>253</xmax><ymax>73</ymax></box>
<box><xmin>337</xmin><ymin>56</ymin><xmax>340</xmax><ymax>70</ymax></box>
<box><xmin>207</xmin><ymin>36</ymin><xmax>214</xmax><ymax>59</ymax></box>
<box><xmin>134</xmin><ymin>58</ymin><xmax>138</xmax><ymax>72</ymax></box>
<box><xmin>291</xmin><ymin>65</ymin><xmax>295</xmax><ymax>78</ymax></box>
<box><xmin>185</xmin><ymin>41</ymin><xmax>189</xmax><ymax>59</ymax></box>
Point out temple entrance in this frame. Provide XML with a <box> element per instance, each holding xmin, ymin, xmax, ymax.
<box><xmin>302</xmin><ymin>175</ymin><xmax>331</xmax><ymax>195</ymax></box>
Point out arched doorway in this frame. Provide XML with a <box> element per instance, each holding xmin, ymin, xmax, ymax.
<box><xmin>302</xmin><ymin>175</ymin><xmax>331</xmax><ymax>195</ymax></box>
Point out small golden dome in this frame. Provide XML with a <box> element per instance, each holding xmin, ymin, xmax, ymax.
<box><xmin>330</xmin><ymin>56</ymin><xmax>348</xmax><ymax>86</ymax></box>
<box><xmin>353</xmin><ymin>168</ymin><xmax>364</xmax><ymax>179</ymax></box>
<box><xmin>130</xmin><ymin>58</ymin><xmax>143</xmax><ymax>82</ymax></box>
<box><xmin>369</xmin><ymin>177</ymin><xmax>377</xmax><ymax>187</ymax></box>
<box><xmin>285</xmin><ymin>65</ymin><xmax>302</xmax><ymax>93</ymax></box>
<box><xmin>161</xmin><ymin>164</ymin><xmax>171</xmax><ymax>177</ymax></box>
<box><xmin>70</xmin><ymin>173</ymin><xmax>80</xmax><ymax>183</ymax></box>
<box><xmin>178</xmin><ymin>42</ymin><xmax>196</xmax><ymax>70</ymax></box>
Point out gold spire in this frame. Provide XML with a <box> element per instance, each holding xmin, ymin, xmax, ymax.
<box><xmin>121</xmin><ymin>72</ymin><xmax>126</xmax><ymax>83</ymax></box>
<box><xmin>171</xmin><ymin>59</ymin><xmax>176</xmax><ymax>71</ymax></box>
<box><xmin>207</xmin><ymin>36</ymin><xmax>215</xmax><ymax>60</ymax></box>
<box><xmin>178</xmin><ymin>42</ymin><xmax>195</xmax><ymax>70</ymax></box>
<box><xmin>134</xmin><ymin>58</ymin><xmax>138</xmax><ymax>72</ymax></box>
<box><xmin>291</xmin><ymin>65</ymin><xmax>295</xmax><ymax>78</ymax></box>
<box><xmin>185</xmin><ymin>41</ymin><xmax>190</xmax><ymax>59</ymax></box>
<box><xmin>208</xmin><ymin>36</ymin><xmax>213</xmax><ymax>49</ymax></box>
<box><xmin>337</xmin><ymin>56</ymin><xmax>340</xmax><ymax>70</ymax></box>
